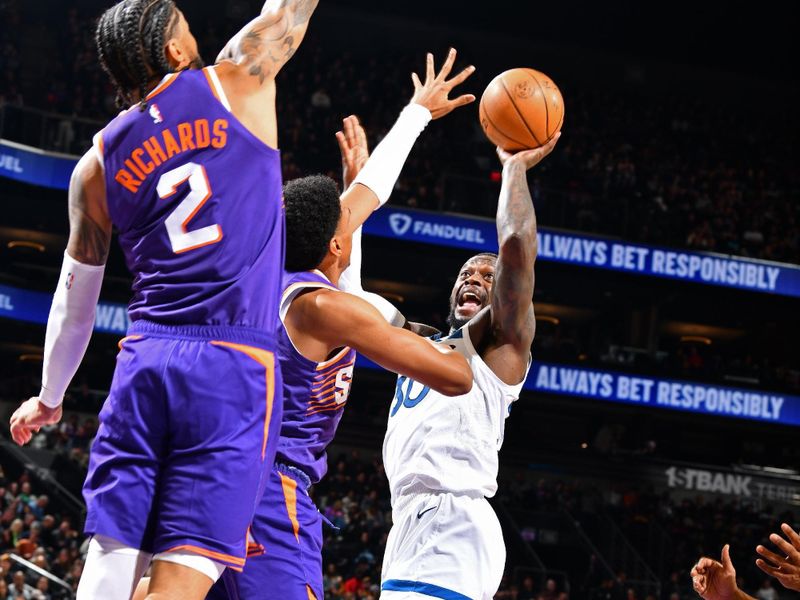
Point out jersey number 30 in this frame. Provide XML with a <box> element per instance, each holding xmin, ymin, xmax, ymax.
<box><xmin>390</xmin><ymin>375</ymin><xmax>431</xmax><ymax>417</ymax></box>
<box><xmin>157</xmin><ymin>162</ymin><xmax>222</xmax><ymax>254</ymax></box>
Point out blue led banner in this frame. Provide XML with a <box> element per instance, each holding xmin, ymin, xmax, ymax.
<box><xmin>354</xmin><ymin>356</ymin><xmax>800</xmax><ymax>427</ymax></box>
<box><xmin>528</xmin><ymin>362</ymin><xmax>799</xmax><ymax>426</ymax></box>
<box><xmin>0</xmin><ymin>139</ymin><xmax>78</xmax><ymax>190</ymax></box>
<box><xmin>3</xmin><ymin>144</ymin><xmax>799</xmax><ymax>297</ymax></box>
<box><xmin>364</xmin><ymin>207</ymin><xmax>800</xmax><ymax>298</ymax></box>
<box><xmin>1</xmin><ymin>281</ymin><xmax>796</xmax><ymax>426</ymax></box>
<box><xmin>0</xmin><ymin>284</ymin><xmax>130</xmax><ymax>335</ymax></box>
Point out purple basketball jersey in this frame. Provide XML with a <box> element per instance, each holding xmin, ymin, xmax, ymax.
<box><xmin>97</xmin><ymin>67</ymin><xmax>284</xmax><ymax>331</ymax></box>
<box><xmin>276</xmin><ymin>270</ymin><xmax>356</xmax><ymax>483</ymax></box>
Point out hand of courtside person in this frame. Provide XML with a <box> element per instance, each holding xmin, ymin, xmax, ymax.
<box><xmin>690</xmin><ymin>545</ymin><xmax>748</xmax><ymax>600</ymax></box>
<box><xmin>756</xmin><ymin>523</ymin><xmax>800</xmax><ymax>592</ymax></box>
<box><xmin>336</xmin><ymin>115</ymin><xmax>370</xmax><ymax>190</ymax></box>
<box><xmin>496</xmin><ymin>132</ymin><xmax>561</xmax><ymax>171</ymax></box>
<box><xmin>410</xmin><ymin>48</ymin><xmax>476</xmax><ymax>120</ymax></box>
<box><xmin>10</xmin><ymin>397</ymin><xmax>63</xmax><ymax>446</ymax></box>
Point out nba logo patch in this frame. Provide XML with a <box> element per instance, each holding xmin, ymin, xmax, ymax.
<box><xmin>65</xmin><ymin>273</ymin><xmax>74</xmax><ymax>290</ymax></box>
<box><xmin>149</xmin><ymin>103</ymin><xmax>164</xmax><ymax>124</ymax></box>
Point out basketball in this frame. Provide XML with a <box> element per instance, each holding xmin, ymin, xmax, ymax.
<box><xmin>479</xmin><ymin>68</ymin><xmax>564</xmax><ymax>151</ymax></box>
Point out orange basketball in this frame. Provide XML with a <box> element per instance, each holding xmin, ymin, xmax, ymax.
<box><xmin>479</xmin><ymin>68</ymin><xmax>564</xmax><ymax>151</ymax></box>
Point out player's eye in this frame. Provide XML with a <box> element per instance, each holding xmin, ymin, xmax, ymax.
<box><xmin>460</xmin><ymin>271</ymin><xmax>470</xmax><ymax>278</ymax></box>
<box><xmin>484</xmin><ymin>273</ymin><xmax>494</xmax><ymax>281</ymax></box>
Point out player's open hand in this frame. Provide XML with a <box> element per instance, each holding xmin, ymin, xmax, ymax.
<box><xmin>410</xmin><ymin>48</ymin><xmax>476</xmax><ymax>120</ymax></box>
<box><xmin>756</xmin><ymin>523</ymin><xmax>800</xmax><ymax>592</ymax></box>
<box><xmin>690</xmin><ymin>544</ymin><xmax>740</xmax><ymax>600</ymax></box>
<box><xmin>336</xmin><ymin>115</ymin><xmax>370</xmax><ymax>190</ymax></box>
<box><xmin>496</xmin><ymin>132</ymin><xmax>561</xmax><ymax>171</ymax></box>
<box><xmin>10</xmin><ymin>397</ymin><xmax>62</xmax><ymax>446</ymax></box>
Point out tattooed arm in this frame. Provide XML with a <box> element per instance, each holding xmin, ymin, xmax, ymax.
<box><xmin>217</xmin><ymin>0</ymin><xmax>319</xmax><ymax>81</ymax></box>
<box><xmin>482</xmin><ymin>135</ymin><xmax>560</xmax><ymax>384</ymax></box>
<box><xmin>67</xmin><ymin>151</ymin><xmax>112</xmax><ymax>265</ymax></box>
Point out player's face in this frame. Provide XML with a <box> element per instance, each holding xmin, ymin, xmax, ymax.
<box><xmin>447</xmin><ymin>257</ymin><xmax>496</xmax><ymax>329</ymax></box>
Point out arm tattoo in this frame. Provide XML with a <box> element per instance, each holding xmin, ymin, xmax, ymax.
<box><xmin>68</xmin><ymin>184</ymin><xmax>110</xmax><ymax>266</ymax></box>
<box><xmin>292</xmin><ymin>0</ymin><xmax>319</xmax><ymax>25</ymax></box>
<box><xmin>493</xmin><ymin>162</ymin><xmax>537</xmax><ymax>339</ymax></box>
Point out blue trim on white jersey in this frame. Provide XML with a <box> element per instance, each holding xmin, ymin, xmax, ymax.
<box><xmin>381</xmin><ymin>579</ymin><xmax>472</xmax><ymax>600</ymax></box>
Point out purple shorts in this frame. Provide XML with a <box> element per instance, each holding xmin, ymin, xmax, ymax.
<box><xmin>83</xmin><ymin>321</ymin><xmax>282</xmax><ymax>571</ymax></box>
<box><xmin>207</xmin><ymin>463</ymin><xmax>323</xmax><ymax>599</ymax></box>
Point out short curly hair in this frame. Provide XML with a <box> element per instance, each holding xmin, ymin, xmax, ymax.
<box><xmin>283</xmin><ymin>175</ymin><xmax>342</xmax><ymax>272</ymax></box>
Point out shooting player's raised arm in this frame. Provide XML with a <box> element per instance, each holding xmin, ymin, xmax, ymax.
<box><xmin>487</xmin><ymin>136</ymin><xmax>559</xmax><ymax>384</ymax></box>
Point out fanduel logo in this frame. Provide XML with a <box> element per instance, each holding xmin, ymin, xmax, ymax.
<box><xmin>0</xmin><ymin>154</ymin><xmax>23</xmax><ymax>173</ymax></box>
<box><xmin>389</xmin><ymin>213</ymin><xmax>413</xmax><ymax>236</ymax></box>
<box><xmin>388</xmin><ymin>213</ymin><xmax>488</xmax><ymax>245</ymax></box>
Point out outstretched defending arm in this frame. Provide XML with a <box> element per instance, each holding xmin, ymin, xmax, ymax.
<box><xmin>10</xmin><ymin>151</ymin><xmax>111</xmax><ymax>444</ymax></box>
<box><xmin>339</xmin><ymin>49</ymin><xmax>475</xmax><ymax>230</ymax></box>
<box><xmin>755</xmin><ymin>523</ymin><xmax>800</xmax><ymax>592</ymax></box>
<box><xmin>217</xmin><ymin>0</ymin><xmax>319</xmax><ymax>78</ymax></box>
<box><xmin>334</xmin><ymin>50</ymin><xmax>475</xmax><ymax>327</ymax></box>
<box><xmin>289</xmin><ymin>290</ymin><xmax>472</xmax><ymax>396</ymax></box>
<box><xmin>691</xmin><ymin>545</ymin><xmax>755</xmax><ymax>600</ymax></box>
<box><xmin>484</xmin><ymin>135</ymin><xmax>560</xmax><ymax>385</ymax></box>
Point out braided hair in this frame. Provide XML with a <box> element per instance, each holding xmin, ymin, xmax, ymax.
<box><xmin>95</xmin><ymin>0</ymin><xmax>179</xmax><ymax>111</ymax></box>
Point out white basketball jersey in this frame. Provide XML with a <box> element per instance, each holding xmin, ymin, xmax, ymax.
<box><xmin>382</xmin><ymin>321</ymin><xmax>529</xmax><ymax>504</ymax></box>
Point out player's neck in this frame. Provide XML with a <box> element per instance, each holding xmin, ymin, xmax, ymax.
<box><xmin>317</xmin><ymin>261</ymin><xmax>342</xmax><ymax>288</ymax></box>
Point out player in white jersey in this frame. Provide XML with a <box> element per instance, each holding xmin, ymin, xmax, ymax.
<box><xmin>378</xmin><ymin>134</ymin><xmax>560</xmax><ymax>600</ymax></box>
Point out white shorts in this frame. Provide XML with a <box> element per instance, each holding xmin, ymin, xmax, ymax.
<box><xmin>381</xmin><ymin>491</ymin><xmax>505</xmax><ymax>600</ymax></box>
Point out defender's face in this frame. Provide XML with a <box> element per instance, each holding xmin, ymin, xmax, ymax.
<box><xmin>448</xmin><ymin>257</ymin><xmax>496</xmax><ymax>327</ymax></box>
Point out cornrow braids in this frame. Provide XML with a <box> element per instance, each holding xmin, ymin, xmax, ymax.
<box><xmin>122</xmin><ymin>1</ymin><xmax>150</xmax><ymax>111</ymax></box>
<box><xmin>94</xmin><ymin>0</ymin><xmax>177</xmax><ymax>111</ymax></box>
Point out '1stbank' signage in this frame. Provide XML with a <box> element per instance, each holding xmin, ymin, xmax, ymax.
<box><xmin>365</xmin><ymin>207</ymin><xmax>800</xmax><ymax>298</ymax></box>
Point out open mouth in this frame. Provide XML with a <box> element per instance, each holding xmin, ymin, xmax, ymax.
<box><xmin>458</xmin><ymin>291</ymin><xmax>482</xmax><ymax>309</ymax></box>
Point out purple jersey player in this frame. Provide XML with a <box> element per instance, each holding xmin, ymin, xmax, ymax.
<box><xmin>208</xmin><ymin>49</ymin><xmax>477</xmax><ymax>600</ymax></box>
<box><xmin>9</xmin><ymin>1</ymin><xmax>318</xmax><ymax>599</ymax></box>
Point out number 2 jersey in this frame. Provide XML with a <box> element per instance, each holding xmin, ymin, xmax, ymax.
<box><xmin>275</xmin><ymin>270</ymin><xmax>356</xmax><ymax>484</ymax></box>
<box><xmin>383</xmin><ymin>321</ymin><xmax>530</xmax><ymax>503</ymax></box>
<box><xmin>94</xmin><ymin>66</ymin><xmax>284</xmax><ymax>331</ymax></box>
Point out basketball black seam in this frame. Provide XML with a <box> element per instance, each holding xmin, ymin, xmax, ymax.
<box><xmin>481</xmin><ymin>101</ymin><xmax>530</xmax><ymax>150</ymax></box>
<box><xmin>499</xmin><ymin>77</ymin><xmax>543</xmax><ymax>147</ymax></box>
<box><xmin>526</xmin><ymin>69</ymin><xmax>551</xmax><ymax>141</ymax></box>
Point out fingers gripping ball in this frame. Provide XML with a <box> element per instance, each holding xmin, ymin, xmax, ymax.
<box><xmin>480</xmin><ymin>68</ymin><xmax>564</xmax><ymax>151</ymax></box>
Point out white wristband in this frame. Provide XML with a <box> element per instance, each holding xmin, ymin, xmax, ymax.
<box><xmin>352</xmin><ymin>103</ymin><xmax>431</xmax><ymax>207</ymax></box>
<box><xmin>38</xmin><ymin>252</ymin><xmax>105</xmax><ymax>408</ymax></box>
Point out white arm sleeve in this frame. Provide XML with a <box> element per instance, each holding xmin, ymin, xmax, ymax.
<box><xmin>339</xmin><ymin>103</ymin><xmax>431</xmax><ymax>326</ymax></box>
<box><xmin>351</xmin><ymin>103</ymin><xmax>431</xmax><ymax>207</ymax></box>
<box><xmin>38</xmin><ymin>252</ymin><xmax>105</xmax><ymax>408</ymax></box>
